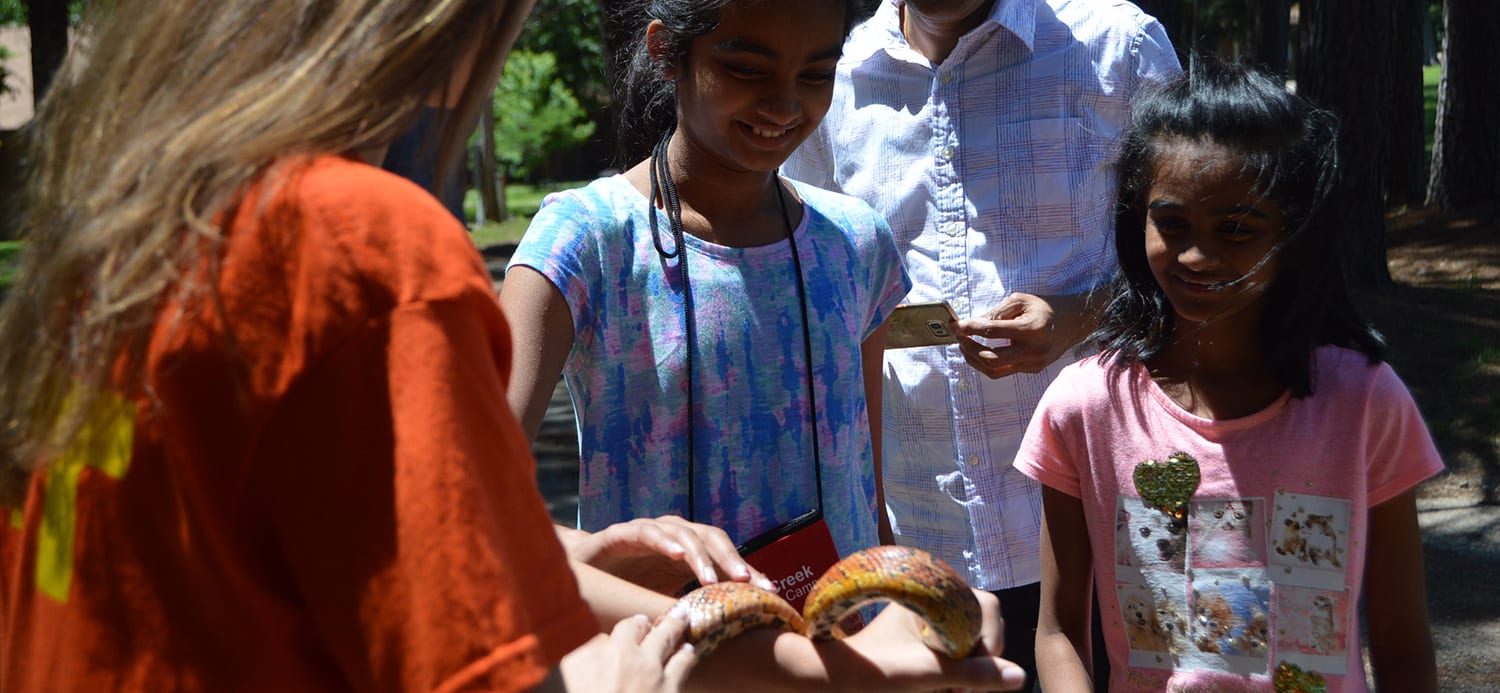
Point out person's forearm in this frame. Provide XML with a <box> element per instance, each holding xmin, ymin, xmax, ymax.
<box><xmin>1373</xmin><ymin>654</ymin><xmax>1435</xmax><ymax>693</ymax></box>
<box><xmin>1036</xmin><ymin>630</ymin><xmax>1093</xmax><ymax>692</ymax></box>
<box><xmin>571</xmin><ymin>559</ymin><xmax>678</xmax><ymax>629</ymax></box>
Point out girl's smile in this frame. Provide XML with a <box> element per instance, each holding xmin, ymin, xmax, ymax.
<box><xmin>669</xmin><ymin>0</ymin><xmax>846</xmax><ymax>173</ymax></box>
<box><xmin>1144</xmin><ymin>139</ymin><xmax>1286</xmax><ymax>328</ymax></box>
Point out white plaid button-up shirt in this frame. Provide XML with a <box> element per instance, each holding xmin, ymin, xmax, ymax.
<box><xmin>784</xmin><ymin>0</ymin><xmax>1179</xmax><ymax>589</ymax></box>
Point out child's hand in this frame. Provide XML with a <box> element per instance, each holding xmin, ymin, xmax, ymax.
<box><xmin>833</xmin><ymin>588</ymin><xmax>1028</xmax><ymax>691</ymax></box>
<box><xmin>560</xmin><ymin>610</ymin><xmax>698</xmax><ymax>692</ymax></box>
<box><xmin>956</xmin><ymin>293</ymin><xmax>1093</xmax><ymax>379</ymax></box>
<box><xmin>561</xmin><ymin>517</ymin><xmax>774</xmax><ymax>595</ymax></box>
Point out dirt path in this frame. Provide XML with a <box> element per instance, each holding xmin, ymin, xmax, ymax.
<box><xmin>1368</xmin><ymin>206</ymin><xmax>1500</xmax><ymax>690</ymax></box>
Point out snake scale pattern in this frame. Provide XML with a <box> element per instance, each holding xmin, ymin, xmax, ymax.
<box><xmin>672</xmin><ymin>545</ymin><xmax>981</xmax><ymax>658</ymax></box>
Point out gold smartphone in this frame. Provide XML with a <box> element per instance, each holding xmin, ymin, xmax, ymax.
<box><xmin>885</xmin><ymin>301</ymin><xmax>959</xmax><ymax>349</ymax></box>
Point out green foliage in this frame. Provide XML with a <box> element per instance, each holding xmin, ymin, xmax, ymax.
<box><xmin>0</xmin><ymin>45</ymin><xmax>12</xmax><ymax>98</ymax></box>
<box><xmin>516</xmin><ymin>0</ymin><xmax>608</xmax><ymax>114</ymax></box>
<box><xmin>0</xmin><ymin>240</ymin><xmax>22</xmax><ymax>298</ymax></box>
<box><xmin>464</xmin><ymin>181</ymin><xmax>585</xmax><ymax>248</ymax></box>
<box><xmin>0</xmin><ymin>0</ymin><xmax>24</xmax><ymax>25</ymax></box>
<box><xmin>490</xmin><ymin>49</ymin><xmax>596</xmax><ymax>182</ymax></box>
<box><xmin>1423</xmin><ymin>64</ymin><xmax>1440</xmax><ymax>161</ymax></box>
<box><xmin>0</xmin><ymin>1</ymin><xmax>87</xmax><ymax>25</ymax></box>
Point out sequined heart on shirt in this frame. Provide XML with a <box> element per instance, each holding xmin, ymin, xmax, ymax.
<box><xmin>1274</xmin><ymin>661</ymin><xmax>1327</xmax><ymax>693</ymax></box>
<box><xmin>1132</xmin><ymin>452</ymin><xmax>1201</xmax><ymax>519</ymax></box>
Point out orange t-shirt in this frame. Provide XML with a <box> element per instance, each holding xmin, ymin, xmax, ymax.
<box><xmin>0</xmin><ymin>156</ymin><xmax>598</xmax><ymax>692</ymax></box>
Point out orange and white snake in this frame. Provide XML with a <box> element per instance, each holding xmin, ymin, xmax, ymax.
<box><xmin>671</xmin><ymin>545</ymin><xmax>982</xmax><ymax>658</ymax></box>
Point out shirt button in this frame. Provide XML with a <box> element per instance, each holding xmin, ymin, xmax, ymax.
<box><xmin>967</xmin><ymin>455</ymin><xmax>980</xmax><ymax>466</ymax></box>
<box><xmin>957</xmin><ymin>380</ymin><xmax>971</xmax><ymax>392</ymax></box>
<box><xmin>945</xmin><ymin>222</ymin><xmax>963</xmax><ymax>236</ymax></box>
<box><xmin>940</xmin><ymin>145</ymin><xmax>955</xmax><ymax>160</ymax></box>
<box><xmin>940</xmin><ymin>71</ymin><xmax>955</xmax><ymax>85</ymax></box>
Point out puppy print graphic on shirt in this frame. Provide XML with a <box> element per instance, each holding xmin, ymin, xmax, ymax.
<box><xmin>1117</xmin><ymin>578</ymin><xmax>1190</xmax><ymax>670</ymax></box>
<box><xmin>1117</xmin><ymin>496</ymin><xmax>1187</xmax><ymax>575</ymax></box>
<box><xmin>1275</xmin><ymin>585</ymin><xmax>1350</xmax><ymax>675</ymax></box>
<box><xmin>1269</xmin><ymin>492</ymin><xmax>1351</xmax><ymax>590</ymax></box>
<box><xmin>1188</xmin><ymin>498</ymin><xmax>1266</xmax><ymax>568</ymax></box>
<box><xmin>1179</xmin><ymin>569</ymin><xmax>1273</xmax><ymax>676</ymax></box>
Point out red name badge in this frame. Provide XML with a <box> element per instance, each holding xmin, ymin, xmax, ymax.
<box><xmin>739</xmin><ymin>510</ymin><xmax>840</xmax><ymax>612</ymax></box>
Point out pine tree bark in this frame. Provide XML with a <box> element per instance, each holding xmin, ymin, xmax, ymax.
<box><xmin>1386</xmin><ymin>0</ymin><xmax>1429</xmax><ymax>209</ymax></box>
<box><xmin>1425</xmin><ymin>0</ymin><xmax>1500</xmax><ymax>211</ymax></box>
<box><xmin>1253</xmin><ymin>0</ymin><xmax>1290</xmax><ymax>77</ymax></box>
<box><xmin>1296</xmin><ymin>0</ymin><xmax>1396</xmax><ymax>286</ymax></box>
<box><xmin>25</xmin><ymin>0</ymin><xmax>68</xmax><ymax>102</ymax></box>
<box><xmin>478</xmin><ymin>103</ymin><xmax>506</xmax><ymax>223</ymax></box>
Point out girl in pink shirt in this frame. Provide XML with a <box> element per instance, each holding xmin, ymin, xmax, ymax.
<box><xmin>1015</xmin><ymin>60</ymin><xmax>1441</xmax><ymax>693</ymax></box>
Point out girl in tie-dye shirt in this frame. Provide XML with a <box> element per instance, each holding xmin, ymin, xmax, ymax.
<box><xmin>500</xmin><ymin>0</ymin><xmax>908</xmax><ymax>566</ymax></box>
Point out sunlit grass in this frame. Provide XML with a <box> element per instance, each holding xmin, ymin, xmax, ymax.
<box><xmin>464</xmin><ymin>181</ymin><xmax>587</xmax><ymax>249</ymax></box>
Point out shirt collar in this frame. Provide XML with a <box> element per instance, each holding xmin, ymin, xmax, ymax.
<box><xmin>872</xmin><ymin>0</ymin><xmax>1039</xmax><ymax>59</ymax></box>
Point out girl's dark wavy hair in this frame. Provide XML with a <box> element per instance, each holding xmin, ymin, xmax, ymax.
<box><xmin>612</xmin><ymin>0</ymin><xmax>864</xmax><ymax>167</ymax></box>
<box><xmin>1092</xmin><ymin>57</ymin><xmax>1385</xmax><ymax>397</ymax></box>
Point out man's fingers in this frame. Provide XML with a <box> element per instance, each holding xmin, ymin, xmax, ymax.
<box><xmin>973</xmin><ymin>589</ymin><xmax>1005</xmax><ymax>657</ymax></box>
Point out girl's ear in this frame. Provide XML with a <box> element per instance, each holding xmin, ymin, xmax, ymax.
<box><xmin>645</xmin><ymin>20</ymin><xmax>679</xmax><ymax>80</ymax></box>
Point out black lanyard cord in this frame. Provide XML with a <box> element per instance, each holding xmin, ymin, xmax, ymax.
<box><xmin>647</xmin><ymin>132</ymin><xmax>823</xmax><ymax>524</ymax></box>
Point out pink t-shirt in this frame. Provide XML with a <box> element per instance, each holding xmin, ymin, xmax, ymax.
<box><xmin>1015</xmin><ymin>346</ymin><xmax>1443</xmax><ymax>692</ymax></box>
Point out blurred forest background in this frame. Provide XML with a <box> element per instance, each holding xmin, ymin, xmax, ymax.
<box><xmin>3</xmin><ymin>0</ymin><xmax>1496</xmax><ymax>268</ymax></box>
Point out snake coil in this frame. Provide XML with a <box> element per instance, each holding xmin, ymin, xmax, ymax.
<box><xmin>671</xmin><ymin>545</ymin><xmax>981</xmax><ymax>658</ymax></box>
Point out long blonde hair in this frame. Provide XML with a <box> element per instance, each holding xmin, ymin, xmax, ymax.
<box><xmin>0</xmin><ymin>0</ymin><xmax>532</xmax><ymax>501</ymax></box>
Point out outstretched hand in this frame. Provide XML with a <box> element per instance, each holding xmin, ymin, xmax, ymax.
<box><xmin>559</xmin><ymin>517</ymin><xmax>773</xmax><ymax>595</ymax></box>
<box><xmin>559</xmin><ymin>609</ymin><xmax>698</xmax><ymax>692</ymax></box>
<box><xmin>831</xmin><ymin>588</ymin><xmax>1027</xmax><ymax>692</ymax></box>
<box><xmin>956</xmin><ymin>292</ymin><xmax>1094</xmax><ymax>380</ymax></box>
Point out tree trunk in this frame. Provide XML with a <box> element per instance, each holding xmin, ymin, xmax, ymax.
<box><xmin>25</xmin><ymin>0</ymin><xmax>68</xmax><ymax>102</ymax></box>
<box><xmin>1386</xmin><ymin>0</ymin><xmax>1429</xmax><ymax>209</ymax></box>
<box><xmin>1253</xmin><ymin>0</ymin><xmax>1290</xmax><ymax>77</ymax></box>
<box><xmin>1297</xmin><ymin>0</ymin><xmax>1397</xmax><ymax>286</ymax></box>
<box><xmin>1425</xmin><ymin>0</ymin><xmax>1500</xmax><ymax>211</ymax></box>
<box><xmin>478</xmin><ymin>100</ymin><xmax>506</xmax><ymax>222</ymax></box>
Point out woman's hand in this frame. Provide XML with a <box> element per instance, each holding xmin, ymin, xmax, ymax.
<box><xmin>833</xmin><ymin>588</ymin><xmax>1028</xmax><ymax>692</ymax></box>
<box><xmin>562</xmin><ymin>516</ymin><xmax>774</xmax><ymax>595</ymax></box>
<box><xmin>558</xmin><ymin>609</ymin><xmax>698</xmax><ymax>692</ymax></box>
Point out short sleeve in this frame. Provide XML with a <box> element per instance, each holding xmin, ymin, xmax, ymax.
<box><xmin>1013</xmin><ymin>366</ymin><xmax>1089</xmax><ymax>498</ymax></box>
<box><xmin>1131</xmin><ymin>13</ymin><xmax>1182</xmax><ymax>87</ymax></box>
<box><xmin>506</xmin><ymin>189</ymin><xmax>605</xmax><ymax>343</ymax></box>
<box><xmin>1364</xmin><ymin>364</ymin><xmax>1445</xmax><ymax>507</ymax></box>
<box><xmin>862</xmin><ymin>213</ymin><xmax>912</xmax><ymax>339</ymax></box>
<box><xmin>255</xmin><ymin>290</ymin><xmax>598</xmax><ymax>693</ymax></box>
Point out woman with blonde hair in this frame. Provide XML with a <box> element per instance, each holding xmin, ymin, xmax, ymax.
<box><xmin>0</xmin><ymin>0</ymin><xmax>699</xmax><ymax>690</ymax></box>
<box><xmin>0</xmin><ymin>0</ymin><xmax>1026</xmax><ymax>689</ymax></box>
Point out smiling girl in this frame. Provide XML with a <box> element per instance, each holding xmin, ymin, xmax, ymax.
<box><xmin>501</xmin><ymin>0</ymin><xmax>909</xmax><ymax>572</ymax></box>
<box><xmin>1015</xmin><ymin>60</ymin><xmax>1441</xmax><ymax>692</ymax></box>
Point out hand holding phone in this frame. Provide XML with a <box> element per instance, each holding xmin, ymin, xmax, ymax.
<box><xmin>885</xmin><ymin>301</ymin><xmax>959</xmax><ymax>349</ymax></box>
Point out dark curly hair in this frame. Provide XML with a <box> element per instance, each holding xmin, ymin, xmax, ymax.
<box><xmin>611</xmin><ymin>0</ymin><xmax>865</xmax><ymax>167</ymax></box>
<box><xmin>1092</xmin><ymin>56</ymin><xmax>1385</xmax><ymax>397</ymax></box>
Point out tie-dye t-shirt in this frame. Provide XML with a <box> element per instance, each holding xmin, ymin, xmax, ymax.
<box><xmin>508</xmin><ymin>175</ymin><xmax>911</xmax><ymax>557</ymax></box>
<box><xmin>1014</xmin><ymin>347</ymin><xmax>1444</xmax><ymax>692</ymax></box>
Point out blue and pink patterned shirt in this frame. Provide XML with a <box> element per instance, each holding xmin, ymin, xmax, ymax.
<box><xmin>508</xmin><ymin>175</ymin><xmax>910</xmax><ymax>557</ymax></box>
